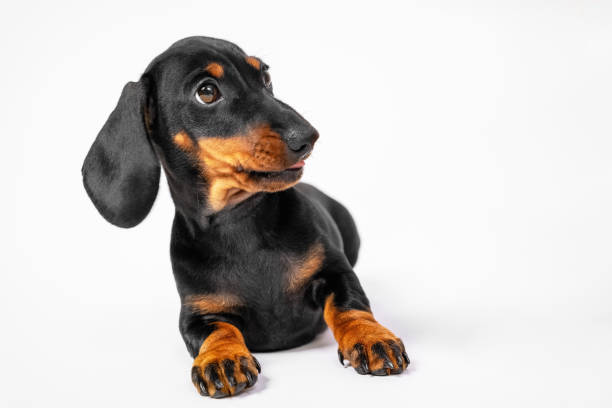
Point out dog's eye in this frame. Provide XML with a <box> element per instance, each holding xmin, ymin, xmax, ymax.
<box><xmin>263</xmin><ymin>71</ymin><xmax>272</xmax><ymax>89</ymax></box>
<box><xmin>196</xmin><ymin>84</ymin><xmax>221</xmax><ymax>104</ymax></box>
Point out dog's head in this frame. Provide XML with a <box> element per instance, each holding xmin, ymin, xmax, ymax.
<box><xmin>83</xmin><ymin>37</ymin><xmax>318</xmax><ymax>227</ymax></box>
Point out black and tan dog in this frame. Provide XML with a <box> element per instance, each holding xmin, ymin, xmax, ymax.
<box><xmin>82</xmin><ymin>36</ymin><xmax>409</xmax><ymax>398</ymax></box>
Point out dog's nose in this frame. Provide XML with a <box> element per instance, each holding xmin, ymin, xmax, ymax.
<box><xmin>286</xmin><ymin>128</ymin><xmax>319</xmax><ymax>160</ymax></box>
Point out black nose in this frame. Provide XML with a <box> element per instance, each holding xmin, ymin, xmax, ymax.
<box><xmin>286</xmin><ymin>128</ymin><xmax>319</xmax><ymax>160</ymax></box>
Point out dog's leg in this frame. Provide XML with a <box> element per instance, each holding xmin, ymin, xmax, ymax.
<box><xmin>183</xmin><ymin>317</ymin><xmax>260</xmax><ymax>398</ymax></box>
<box><xmin>321</xmin><ymin>261</ymin><xmax>410</xmax><ymax>376</ymax></box>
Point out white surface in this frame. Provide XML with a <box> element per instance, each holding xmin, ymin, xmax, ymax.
<box><xmin>2</xmin><ymin>1</ymin><xmax>611</xmax><ymax>407</ymax></box>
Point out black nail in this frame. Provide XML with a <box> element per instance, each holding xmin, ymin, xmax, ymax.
<box><xmin>205</xmin><ymin>363</ymin><xmax>224</xmax><ymax>390</ymax></box>
<box><xmin>244</xmin><ymin>369</ymin><xmax>255</xmax><ymax>387</ymax></box>
<box><xmin>372</xmin><ymin>368</ymin><xmax>388</xmax><ymax>376</ymax></box>
<box><xmin>372</xmin><ymin>342</ymin><xmax>394</xmax><ymax>369</ymax></box>
<box><xmin>199</xmin><ymin>381</ymin><xmax>209</xmax><ymax>396</ymax></box>
<box><xmin>191</xmin><ymin>366</ymin><xmax>200</xmax><ymax>384</ymax></box>
<box><xmin>240</xmin><ymin>357</ymin><xmax>257</xmax><ymax>387</ymax></box>
<box><xmin>354</xmin><ymin>343</ymin><xmax>369</xmax><ymax>374</ymax></box>
<box><xmin>192</xmin><ymin>366</ymin><xmax>209</xmax><ymax>396</ymax></box>
<box><xmin>402</xmin><ymin>351</ymin><xmax>410</xmax><ymax>366</ymax></box>
<box><xmin>223</xmin><ymin>359</ymin><xmax>236</xmax><ymax>387</ymax></box>
<box><xmin>234</xmin><ymin>381</ymin><xmax>247</xmax><ymax>394</ymax></box>
<box><xmin>211</xmin><ymin>389</ymin><xmax>228</xmax><ymax>399</ymax></box>
<box><xmin>388</xmin><ymin>342</ymin><xmax>404</xmax><ymax>369</ymax></box>
<box><xmin>253</xmin><ymin>356</ymin><xmax>261</xmax><ymax>373</ymax></box>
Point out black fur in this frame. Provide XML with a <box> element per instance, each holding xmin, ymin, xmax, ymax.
<box><xmin>83</xmin><ymin>36</ymin><xmax>403</xmax><ymax>396</ymax></box>
<box><xmin>83</xmin><ymin>79</ymin><xmax>160</xmax><ymax>228</ymax></box>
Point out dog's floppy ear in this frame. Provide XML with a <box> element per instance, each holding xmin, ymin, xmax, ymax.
<box><xmin>82</xmin><ymin>78</ymin><xmax>160</xmax><ymax>228</ymax></box>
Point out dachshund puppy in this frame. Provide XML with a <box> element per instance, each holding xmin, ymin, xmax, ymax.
<box><xmin>82</xmin><ymin>36</ymin><xmax>409</xmax><ymax>398</ymax></box>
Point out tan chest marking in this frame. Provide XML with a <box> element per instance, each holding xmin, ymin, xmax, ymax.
<box><xmin>185</xmin><ymin>293</ymin><xmax>244</xmax><ymax>315</ymax></box>
<box><xmin>286</xmin><ymin>242</ymin><xmax>325</xmax><ymax>293</ymax></box>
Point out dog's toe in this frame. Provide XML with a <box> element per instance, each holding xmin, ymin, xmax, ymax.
<box><xmin>191</xmin><ymin>354</ymin><xmax>259</xmax><ymax>397</ymax></box>
<box><xmin>339</xmin><ymin>337</ymin><xmax>409</xmax><ymax>376</ymax></box>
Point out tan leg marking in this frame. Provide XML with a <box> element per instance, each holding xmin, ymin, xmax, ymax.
<box><xmin>192</xmin><ymin>322</ymin><xmax>260</xmax><ymax>397</ymax></box>
<box><xmin>324</xmin><ymin>294</ymin><xmax>409</xmax><ymax>375</ymax></box>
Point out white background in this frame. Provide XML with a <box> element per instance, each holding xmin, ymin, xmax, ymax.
<box><xmin>2</xmin><ymin>1</ymin><xmax>611</xmax><ymax>407</ymax></box>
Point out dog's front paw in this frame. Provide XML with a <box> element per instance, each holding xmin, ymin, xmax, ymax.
<box><xmin>336</xmin><ymin>321</ymin><xmax>409</xmax><ymax>376</ymax></box>
<box><xmin>191</xmin><ymin>352</ymin><xmax>260</xmax><ymax>398</ymax></box>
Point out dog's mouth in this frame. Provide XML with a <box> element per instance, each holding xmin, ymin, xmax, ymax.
<box><xmin>287</xmin><ymin>160</ymin><xmax>305</xmax><ymax>170</ymax></box>
<box><xmin>245</xmin><ymin>160</ymin><xmax>305</xmax><ymax>182</ymax></box>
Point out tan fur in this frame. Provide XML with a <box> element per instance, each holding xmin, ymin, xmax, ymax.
<box><xmin>185</xmin><ymin>293</ymin><xmax>243</xmax><ymax>315</ymax></box>
<box><xmin>245</xmin><ymin>56</ymin><xmax>261</xmax><ymax>70</ymax></box>
<box><xmin>324</xmin><ymin>294</ymin><xmax>406</xmax><ymax>373</ymax></box>
<box><xmin>174</xmin><ymin>126</ymin><xmax>300</xmax><ymax>212</ymax></box>
<box><xmin>286</xmin><ymin>242</ymin><xmax>325</xmax><ymax>293</ymax></box>
<box><xmin>205</xmin><ymin>62</ymin><xmax>224</xmax><ymax>78</ymax></box>
<box><xmin>173</xmin><ymin>131</ymin><xmax>195</xmax><ymax>151</ymax></box>
<box><xmin>192</xmin><ymin>322</ymin><xmax>257</xmax><ymax>396</ymax></box>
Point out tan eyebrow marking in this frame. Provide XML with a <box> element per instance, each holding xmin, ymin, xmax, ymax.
<box><xmin>205</xmin><ymin>62</ymin><xmax>224</xmax><ymax>78</ymax></box>
<box><xmin>185</xmin><ymin>293</ymin><xmax>244</xmax><ymax>315</ymax></box>
<box><xmin>245</xmin><ymin>56</ymin><xmax>261</xmax><ymax>70</ymax></box>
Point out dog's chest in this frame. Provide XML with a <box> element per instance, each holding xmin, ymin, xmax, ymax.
<box><xmin>197</xmin><ymin>245</ymin><xmax>326</xmax><ymax>351</ymax></box>
<box><xmin>210</xmin><ymin>242</ymin><xmax>324</xmax><ymax>301</ymax></box>
<box><xmin>221</xmin><ymin>246</ymin><xmax>326</xmax><ymax>350</ymax></box>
